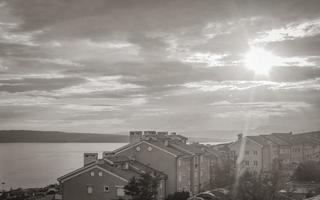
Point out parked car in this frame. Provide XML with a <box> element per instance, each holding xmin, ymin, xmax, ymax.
<box><xmin>187</xmin><ymin>197</ymin><xmax>204</xmax><ymax>200</ymax></box>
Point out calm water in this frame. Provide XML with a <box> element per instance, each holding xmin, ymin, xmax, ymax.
<box><xmin>0</xmin><ymin>143</ymin><xmax>127</xmax><ymax>189</ymax></box>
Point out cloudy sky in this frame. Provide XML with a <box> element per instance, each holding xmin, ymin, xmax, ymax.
<box><xmin>0</xmin><ymin>0</ymin><xmax>320</xmax><ymax>139</ymax></box>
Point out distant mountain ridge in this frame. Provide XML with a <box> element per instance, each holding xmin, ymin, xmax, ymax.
<box><xmin>0</xmin><ymin>130</ymin><xmax>229</xmax><ymax>143</ymax></box>
<box><xmin>0</xmin><ymin>130</ymin><xmax>129</xmax><ymax>143</ymax></box>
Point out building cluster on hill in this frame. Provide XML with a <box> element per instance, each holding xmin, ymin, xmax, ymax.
<box><xmin>57</xmin><ymin>131</ymin><xmax>222</xmax><ymax>200</ymax></box>
<box><xmin>229</xmin><ymin>131</ymin><xmax>320</xmax><ymax>175</ymax></box>
<box><xmin>57</xmin><ymin>130</ymin><xmax>320</xmax><ymax>200</ymax></box>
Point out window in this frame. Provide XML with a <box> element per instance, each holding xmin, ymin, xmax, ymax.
<box><xmin>253</xmin><ymin>161</ymin><xmax>258</xmax><ymax>166</ymax></box>
<box><xmin>178</xmin><ymin>159</ymin><xmax>181</xmax><ymax>167</ymax></box>
<box><xmin>244</xmin><ymin>160</ymin><xmax>249</xmax><ymax>166</ymax></box>
<box><xmin>253</xmin><ymin>151</ymin><xmax>258</xmax><ymax>155</ymax></box>
<box><xmin>98</xmin><ymin>171</ymin><xmax>103</xmax><ymax>177</ymax></box>
<box><xmin>194</xmin><ymin>156</ymin><xmax>198</xmax><ymax>169</ymax></box>
<box><xmin>116</xmin><ymin>186</ymin><xmax>125</xmax><ymax>197</ymax></box>
<box><xmin>87</xmin><ymin>186</ymin><xmax>93</xmax><ymax>194</ymax></box>
<box><xmin>104</xmin><ymin>186</ymin><xmax>109</xmax><ymax>192</ymax></box>
<box><xmin>245</xmin><ymin>151</ymin><xmax>249</xmax><ymax>155</ymax></box>
<box><xmin>136</xmin><ymin>146</ymin><xmax>141</xmax><ymax>152</ymax></box>
<box><xmin>90</xmin><ymin>171</ymin><xmax>95</xmax><ymax>176</ymax></box>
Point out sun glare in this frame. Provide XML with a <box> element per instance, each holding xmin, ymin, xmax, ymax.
<box><xmin>244</xmin><ymin>47</ymin><xmax>278</xmax><ymax>75</ymax></box>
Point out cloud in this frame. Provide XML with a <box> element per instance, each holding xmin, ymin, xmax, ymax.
<box><xmin>1</xmin><ymin>0</ymin><xmax>320</xmax><ymax>134</ymax></box>
<box><xmin>56</xmin><ymin>76</ymin><xmax>144</xmax><ymax>96</ymax></box>
<box><xmin>0</xmin><ymin>76</ymin><xmax>86</xmax><ymax>93</ymax></box>
<box><xmin>254</xmin><ymin>18</ymin><xmax>320</xmax><ymax>43</ymax></box>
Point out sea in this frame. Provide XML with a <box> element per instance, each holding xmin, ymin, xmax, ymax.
<box><xmin>0</xmin><ymin>143</ymin><xmax>126</xmax><ymax>190</ymax></box>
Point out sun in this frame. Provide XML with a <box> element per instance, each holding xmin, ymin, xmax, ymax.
<box><xmin>244</xmin><ymin>47</ymin><xmax>278</xmax><ymax>75</ymax></box>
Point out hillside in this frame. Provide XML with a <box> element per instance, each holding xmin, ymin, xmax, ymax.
<box><xmin>0</xmin><ymin>130</ymin><xmax>129</xmax><ymax>143</ymax></box>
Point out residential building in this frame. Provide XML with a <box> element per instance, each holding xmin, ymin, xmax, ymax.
<box><xmin>58</xmin><ymin>156</ymin><xmax>166</xmax><ymax>200</ymax></box>
<box><xmin>229</xmin><ymin>134</ymin><xmax>271</xmax><ymax>175</ymax></box>
<box><xmin>112</xmin><ymin>131</ymin><xmax>213</xmax><ymax>195</ymax></box>
<box><xmin>229</xmin><ymin>131</ymin><xmax>320</xmax><ymax>174</ymax></box>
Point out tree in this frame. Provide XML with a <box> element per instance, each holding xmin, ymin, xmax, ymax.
<box><xmin>165</xmin><ymin>191</ymin><xmax>190</xmax><ymax>200</ymax></box>
<box><xmin>211</xmin><ymin>160</ymin><xmax>235</xmax><ymax>188</ymax></box>
<box><xmin>124</xmin><ymin>173</ymin><xmax>160</xmax><ymax>200</ymax></box>
<box><xmin>231</xmin><ymin>168</ymin><xmax>285</xmax><ymax>200</ymax></box>
<box><xmin>293</xmin><ymin>161</ymin><xmax>320</xmax><ymax>182</ymax></box>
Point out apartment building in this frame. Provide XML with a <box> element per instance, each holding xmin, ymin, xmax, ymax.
<box><xmin>58</xmin><ymin>157</ymin><xmax>167</xmax><ymax>200</ymax></box>
<box><xmin>229</xmin><ymin>134</ymin><xmax>271</xmax><ymax>174</ymax></box>
<box><xmin>112</xmin><ymin>131</ymin><xmax>213</xmax><ymax>195</ymax></box>
<box><xmin>58</xmin><ymin>131</ymin><xmax>218</xmax><ymax>199</ymax></box>
<box><xmin>229</xmin><ymin>132</ymin><xmax>320</xmax><ymax>174</ymax></box>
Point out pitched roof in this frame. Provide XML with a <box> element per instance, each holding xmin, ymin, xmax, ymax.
<box><xmin>147</xmin><ymin>140</ymin><xmax>187</xmax><ymax>156</ymax></box>
<box><xmin>104</xmin><ymin>155</ymin><xmax>167</xmax><ymax>179</ymax></box>
<box><xmin>169</xmin><ymin>142</ymin><xmax>203</xmax><ymax>155</ymax></box>
<box><xmin>57</xmin><ymin>160</ymin><xmax>139</xmax><ymax>183</ymax></box>
<box><xmin>113</xmin><ymin>140</ymin><xmax>185</xmax><ymax>157</ymax></box>
<box><xmin>247</xmin><ymin>135</ymin><xmax>270</xmax><ymax>146</ymax></box>
<box><xmin>261</xmin><ymin>134</ymin><xmax>290</xmax><ymax>145</ymax></box>
<box><xmin>273</xmin><ymin>132</ymin><xmax>319</xmax><ymax>145</ymax></box>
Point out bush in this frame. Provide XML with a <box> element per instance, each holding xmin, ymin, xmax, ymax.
<box><xmin>166</xmin><ymin>191</ymin><xmax>190</xmax><ymax>200</ymax></box>
<box><xmin>293</xmin><ymin>161</ymin><xmax>320</xmax><ymax>182</ymax></box>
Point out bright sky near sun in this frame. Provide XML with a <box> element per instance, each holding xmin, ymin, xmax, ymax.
<box><xmin>0</xmin><ymin>0</ymin><xmax>320</xmax><ymax>139</ymax></box>
<box><xmin>244</xmin><ymin>47</ymin><xmax>280</xmax><ymax>75</ymax></box>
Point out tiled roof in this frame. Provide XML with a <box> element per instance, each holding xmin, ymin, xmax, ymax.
<box><xmin>272</xmin><ymin>132</ymin><xmax>319</xmax><ymax>145</ymax></box>
<box><xmin>97</xmin><ymin>161</ymin><xmax>140</xmax><ymax>180</ymax></box>
<box><xmin>147</xmin><ymin>140</ymin><xmax>187</xmax><ymax>156</ymax></box>
<box><xmin>261</xmin><ymin>134</ymin><xmax>290</xmax><ymax>145</ymax></box>
<box><xmin>105</xmin><ymin>155</ymin><xmax>131</xmax><ymax>163</ymax></box>
<box><xmin>129</xmin><ymin>160</ymin><xmax>167</xmax><ymax>179</ymax></box>
<box><xmin>169</xmin><ymin>142</ymin><xmax>203</xmax><ymax>155</ymax></box>
<box><xmin>105</xmin><ymin>155</ymin><xmax>167</xmax><ymax>178</ymax></box>
<box><xmin>247</xmin><ymin>135</ymin><xmax>270</xmax><ymax>146</ymax></box>
<box><xmin>58</xmin><ymin>160</ymin><xmax>140</xmax><ymax>182</ymax></box>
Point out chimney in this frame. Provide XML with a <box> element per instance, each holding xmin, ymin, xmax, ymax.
<box><xmin>144</xmin><ymin>131</ymin><xmax>157</xmax><ymax>136</ymax></box>
<box><xmin>157</xmin><ymin>131</ymin><xmax>168</xmax><ymax>136</ymax></box>
<box><xmin>237</xmin><ymin>133</ymin><xmax>243</xmax><ymax>141</ymax></box>
<box><xmin>103</xmin><ymin>152</ymin><xmax>114</xmax><ymax>158</ymax></box>
<box><xmin>170</xmin><ymin>132</ymin><xmax>177</xmax><ymax>136</ymax></box>
<box><xmin>84</xmin><ymin>153</ymin><xmax>98</xmax><ymax>166</ymax></box>
<box><xmin>129</xmin><ymin>131</ymin><xmax>143</xmax><ymax>144</ymax></box>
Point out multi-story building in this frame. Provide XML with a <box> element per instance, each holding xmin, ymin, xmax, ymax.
<box><xmin>112</xmin><ymin>131</ymin><xmax>213</xmax><ymax>195</ymax></box>
<box><xmin>229</xmin><ymin>132</ymin><xmax>320</xmax><ymax>174</ymax></box>
<box><xmin>58</xmin><ymin>156</ymin><xmax>167</xmax><ymax>200</ymax></box>
<box><xmin>229</xmin><ymin>134</ymin><xmax>271</xmax><ymax>175</ymax></box>
<box><xmin>261</xmin><ymin>133</ymin><xmax>291</xmax><ymax>168</ymax></box>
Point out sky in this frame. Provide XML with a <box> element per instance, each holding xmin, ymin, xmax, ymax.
<box><xmin>0</xmin><ymin>0</ymin><xmax>320</xmax><ymax>140</ymax></box>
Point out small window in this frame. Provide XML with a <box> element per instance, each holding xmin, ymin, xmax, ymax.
<box><xmin>253</xmin><ymin>151</ymin><xmax>258</xmax><ymax>155</ymax></box>
<box><xmin>90</xmin><ymin>171</ymin><xmax>95</xmax><ymax>176</ymax></box>
<box><xmin>253</xmin><ymin>161</ymin><xmax>258</xmax><ymax>166</ymax></box>
<box><xmin>244</xmin><ymin>160</ymin><xmax>249</xmax><ymax>165</ymax></box>
<box><xmin>98</xmin><ymin>171</ymin><xmax>103</xmax><ymax>177</ymax></box>
<box><xmin>104</xmin><ymin>186</ymin><xmax>109</xmax><ymax>192</ymax></box>
<box><xmin>136</xmin><ymin>146</ymin><xmax>141</xmax><ymax>152</ymax></box>
<box><xmin>148</xmin><ymin>146</ymin><xmax>153</xmax><ymax>151</ymax></box>
<box><xmin>116</xmin><ymin>186</ymin><xmax>125</xmax><ymax>197</ymax></box>
<box><xmin>87</xmin><ymin>186</ymin><xmax>93</xmax><ymax>194</ymax></box>
<box><xmin>194</xmin><ymin>156</ymin><xmax>198</xmax><ymax>168</ymax></box>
